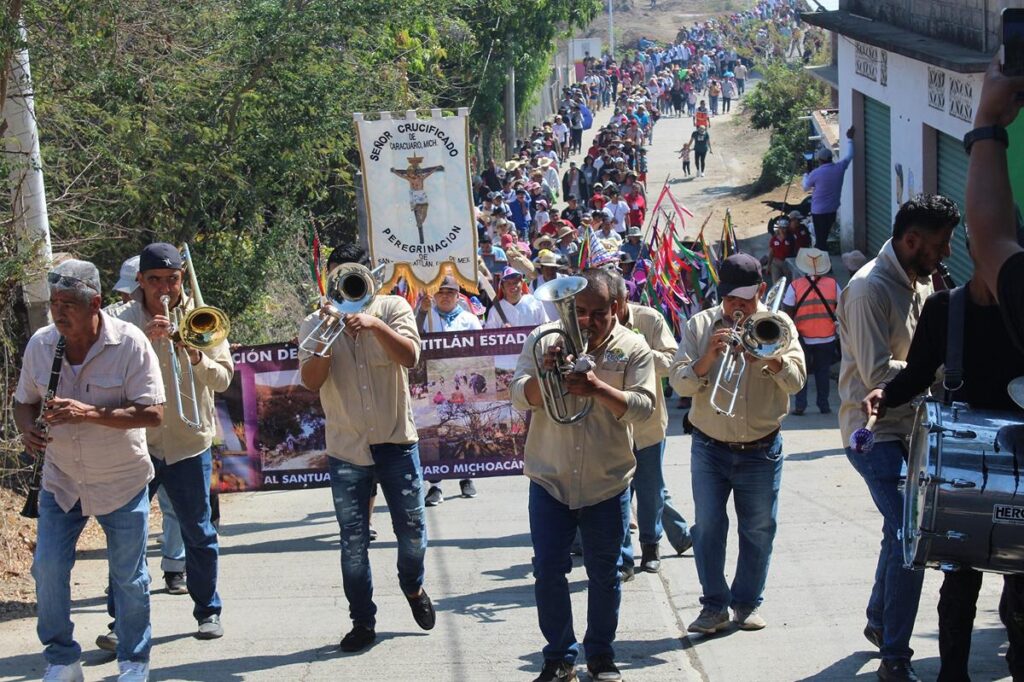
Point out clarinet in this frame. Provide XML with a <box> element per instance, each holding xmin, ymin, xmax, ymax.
<box><xmin>21</xmin><ymin>336</ymin><xmax>66</xmax><ymax>519</ymax></box>
<box><xmin>936</xmin><ymin>262</ymin><xmax>956</xmax><ymax>290</ymax></box>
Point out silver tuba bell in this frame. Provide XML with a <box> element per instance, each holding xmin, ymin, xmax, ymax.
<box><xmin>299</xmin><ymin>262</ymin><xmax>386</xmax><ymax>356</ymax></box>
<box><xmin>531</xmin><ymin>276</ymin><xmax>593</xmax><ymax>425</ymax></box>
<box><xmin>709</xmin><ymin>277</ymin><xmax>792</xmax><ymax>416</ymax></box>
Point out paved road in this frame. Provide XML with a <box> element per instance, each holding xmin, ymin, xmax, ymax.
<box><xmin>1</xmin><ymin>90</ymin><xmax>1015</xmax><ymax>682</ymax></box>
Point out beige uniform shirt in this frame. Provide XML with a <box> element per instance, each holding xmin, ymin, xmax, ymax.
<box><xmin>107</xmin><ymin>291</ymin><xmax>234</xmax><ymax>464</ymax></box>
<box><xmin>670</xmin><ymin>303</ymin><xmax>806</xmax><ymax>443</ymax></box>
<box><xmin>624</xmin><ymin>303</ymin><xmax>678</xmax><ymax>449</ymax></box>
<box><xmin>298</xmin><ymin>295</ymin><xmax>420</xmax><ymax>466</ymax></box>
<box><xmin>14</xmin><ymin>314</ymin><xmax>164</xmax><ymax>516</ymax></box>
<box><xmin>510</xmin><ymin>319</ymin><xmax>656</xmax><ymax>509</ymax></box>
<box><xmin>837</xmin><ymin>239</ymin><xmax>932</xmax><ymax>445</ymax></box>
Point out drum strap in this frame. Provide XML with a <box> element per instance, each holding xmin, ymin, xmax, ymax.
<box><xmin>943</xmin><ymin>285</ymin><xmax>966</xmax><ymax>399</ymax></box>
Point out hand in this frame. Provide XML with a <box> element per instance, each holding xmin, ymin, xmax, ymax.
<box><xmin>861</xmin><ymin>388</ymin><xmax>886</xmax><ymax>419</ymax></box>
<box><xmin>564</xmin><ymin>370</ymin><xmax>605</xmax><ymax>397</ymax></box>
<box><xmin>846</xmin><ymin>125</ymin><xmax>855</xmax><ymax>139</ymax></box>
<box><xmin>44</xmin><ymin>398</ymin><xmax>94</xmax><ymax>426</ymax></box>
<box><xmin>703</xmin><ymin>327</ymin><xmax>733</xmax><ymax>362</ymax></box>
<box><xmin>183</xmin><ymin>345</ymin><xmax>203</xmax><ymax>365</ymax></box>
<box><xmin>541</xmin><ymin>345</ymin><xmax>564</xmax><ymax>372</ymax></box>
<box><xmin>342</xmin><ymin>312</ymin><xmax>380</xmax><ymax>337</ymax></box>
<box><xmin>419</xmin><ymin>294</ymin><xmax>433</xmax><ymax>312</ymax></box>
<box><xmin>145</xmin><ymin>315</ymin><xmax>173</xmax><ymax>342</ymax></box>
<box><xmin>976</xmin><ymin>55</ymin><xmax>1024</xmax><ymax>128</ymax></box>
<box><xmin>21</xmin><ymin>423</ymin><xmax>49</xmax><ymax>454</ymax></box>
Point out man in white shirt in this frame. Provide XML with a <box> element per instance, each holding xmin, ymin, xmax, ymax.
<box><xmin>607</xmin><ymin>189</ymin><xmax>630</xmax><ymax>236</ymax></box>
<box><xmin>417</xmin><ymin>275</ymin><xmax>482</xmax><ymax>334</ymax></box>
<box><xmin>485</xmin><ymin>268</ymin><xmax>550</xmax><ymax>329</ymax></box>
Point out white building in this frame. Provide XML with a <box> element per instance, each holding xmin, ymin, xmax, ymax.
<box><xmin>803</xmin><ymin>1</ymin><xmax>1015</xmax><ymax>283</ymax></box>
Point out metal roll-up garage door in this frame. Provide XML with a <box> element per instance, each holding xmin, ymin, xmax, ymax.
<box><xmin>937</xmin><ymin>130</ymin><xmax>972</xmax><ymax>285</ymax></box>
<box><xmin>864</xmin><ymin>97</ymin><xmax>892</xmax><ymax>256</ymax></box>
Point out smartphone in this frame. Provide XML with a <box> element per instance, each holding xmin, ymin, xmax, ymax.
<box><xmin>1002</xmin><ymin>8</ymin><xmax>1024</xmax><ymax>77</ymax></box>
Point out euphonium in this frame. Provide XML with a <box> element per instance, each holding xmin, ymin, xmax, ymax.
<box><xmin>531</xmin><ymin>276</ymin><xmax>593</xmax><ymax>425</ymax></box>
<box><xmin>709</xmin><ymin>277</ymin><xmax>791</xmax><ymax>416</ymax></box>
<box><xmin>299</xmin><ymin>262</ymin><xmax>386</xmax><ymax>356</ymax></box>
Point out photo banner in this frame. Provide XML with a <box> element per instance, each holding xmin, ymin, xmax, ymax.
<box><xmin>354</xmin><ymin>108</ymin><xmax>478</xmax><ymax>292</ymax></box>
<box><xmin>210</xmin><ymin>328</ymin><xmax>533</xmax><ymax>493</ymax></box>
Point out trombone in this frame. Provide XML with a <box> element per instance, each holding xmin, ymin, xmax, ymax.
<box><xmin>531</xmin><ymin>276</ymin><xmax>593</xmax><ymax>425</ymax></box>
<box><xmin>162</xmin><ymin>243</ymin><xmax>231</xmax><ymax>430</ymax></box>
<box><xmin>299</xmin><ymin>262</ymin><xmax>385</xmax><ymax>356</ymax></box>
<box><xmin>709</xmin><ymin>277</ymin><xmax>792</xmax><ymax>416</ymax></box>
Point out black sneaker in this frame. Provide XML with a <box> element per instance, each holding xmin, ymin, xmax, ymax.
<box><xmin>863</xmin><ymin>624</ymin><xmax>882</xmax><ymax>649</ymax></box>
<box><xmin>640</xmin><ymin>543</ymin><xmax>661</xmax><ymax>573</ymax></box>
<box><xmin>619</xmin><ymin>564</ymin><xmax>635</xmax><ymax>583</ymax></box>
<box><xmin>339</xmin><ymin>624</ymin><xmax>376</xmax><ymax>653</ymax></box>
<box><xmin>877</xmin><ymin>659</ymin><xmax>919</xmax><ymax>682</ymax></box>
<box><xmin>96</xmin><ymin>621</ymin><xmax>117</xmax><ymax>652</ymax></box>
<box><xmin>368</xmin><ymin>525</ymin><xmax>378</xmax><ymax>542</ymax></box>
<box><xmin>672</xmin><ymin>534</ymin><xmax>693</xmax><ymax>556</ymax></box>
<box><xmin>533</xmin><ymin>659</ymin><xmax>576</xmax><ymax>681</ymax></box>
<box><xmin>196</xmin><ymin>614</ymin><xmax>224</xmax><ymax>639</ymax></box>
<box><xmin>406</xmin><ymin>589</ymin><xmax>436</xmax><ymax>630</ymax></box>
<box><xmin>424</xmin><ymin>486</ymin><xmax>444</xmax><ymax>507</ymax></box>
<box><xmin>164</xmin><ymin>571</ymin><xmax>188</xmax><ymax>595</ymax></box>
<box><xmin>459</xmin><ymin>479</ymin><xmax>477</xmax><ymax>498</ymax></box>
<box><xmin>586</xmin><ymin>655</ymin><xmax>622</xmax><ymax>681</ymax></box>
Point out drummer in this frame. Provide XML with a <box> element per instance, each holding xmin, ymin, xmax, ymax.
<box><xmin>862</xmin><ymin>234</ymin><xmax>1024</xmax><ymax>682</ymax></box>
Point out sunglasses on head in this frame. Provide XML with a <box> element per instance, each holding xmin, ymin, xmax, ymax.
<box><xmin>47</xmin><ymin>272</ymin><xmax>98</xmax><ymax>293</ymax></box>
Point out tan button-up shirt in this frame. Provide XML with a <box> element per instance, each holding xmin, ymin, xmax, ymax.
<box><xmin>837</xmin><ymin>239</ymin><xmax>932</xmax><ymax>445</ymax></box>
<box><xmin>298</xmin><ymin>295</ymin><xmax>420</xmax><ymax>466</ymax></box>
<box><xmin>510</xmin><ymin>319</ymin><xmax>656</xmax><ymax>509</ymax></box>
<box><xmin>107</xmin><ymin>290</ymin><xmax>234</xmax><ymax>464</ymax></box>
<box><xmin>14</xmin><ymin>314</ymin><xmax>164</xmax><ymax>516</ymax></box>
<box><xmin>624</xmin><ymin>303</ymin><xmax>678</xmax><ymax>449</ymax></box>
<box><xmin>669</xmin><ymin>303</ymin><xmax>806</xmax><ymax>443</ymax></box>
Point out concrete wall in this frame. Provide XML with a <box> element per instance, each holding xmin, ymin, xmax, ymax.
<box><xmin>840</xmin><ymin>0</ymin><xmax>1020</xmax><ymax>53</ymax></box>
<box><xmin>835</xmin><ymin>38</ymin><xmax>982</xmax><ymax>252</ymax></box>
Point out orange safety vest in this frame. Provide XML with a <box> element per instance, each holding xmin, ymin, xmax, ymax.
<box><xmin>695</xmin><ymin>110</ymin><xmax>710</xmax><ymax>129</ymax></box>
<box><xmin>792</xmin><ymin>276</ymin><xmax>838</xmax><ymax>339</ymax></box>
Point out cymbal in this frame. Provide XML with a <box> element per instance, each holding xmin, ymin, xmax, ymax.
<box><xmin>1008</xmin><ymin>377</ymin><xmax>1024</xmax><ymax>410</ymax></box>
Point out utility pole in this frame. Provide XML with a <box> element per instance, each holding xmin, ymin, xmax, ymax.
<box><xmin>5</xmin><ymin>21</ymin><xmax>52</xmax><ymax>333</ymax></box>
<box><xmin>504</xmin><ymin>65</ymin><xmax>516</xmax><ymax>159</ymax></box>
<box><xmin>608</xmin><ymin>0</ymin><xmax>616</xmax><ymax>59</ymax></box>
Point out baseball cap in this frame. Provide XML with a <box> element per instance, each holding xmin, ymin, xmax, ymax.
<box><xmin>438</xmin><ymin>275</ymin><xmax>460</xmax><ymax>292</ymax></box>
<box><xmin>139</xmin><ymin>242</ymin><xmax>183</xmax><ymax>272</ymax></box>
<box><xmin>718</xmin><ymin>254</ymin><xmax>762</xmax><ymax>299</ymax></box>
<box><xmin>501</xmin><ymin>267</ymin><xmax>523</xmax><ymax>280</ymax></box>
<box><xmin>48</xmin><ymin>259</ymin><xmax>101</xmax><ymax>296</ymax></box>
<box><xmin>817</xmin><ymin>147</ymin><xmax>833</xmax><ymax>161</ymax></box>
<box><xmin>113</xmin><ymin>255</ymin><xmax>141</xmax><ymax>295</ymax></box>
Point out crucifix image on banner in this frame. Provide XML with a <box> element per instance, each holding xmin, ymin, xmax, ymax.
<box><xmin>354</xmin><ymin>108</ymin><xmax>478</xmax><ymax>292</ymax></box>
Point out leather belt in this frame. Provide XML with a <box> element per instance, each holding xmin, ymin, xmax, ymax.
<box><xmin>695</xmin><ymin>427</ymin><xmax>780</xmax><ymax>452</ymax></box>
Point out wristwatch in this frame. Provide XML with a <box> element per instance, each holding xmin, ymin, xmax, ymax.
<box><xmin>963</xmin><ymin>125</ymin><xmax>1009</xmax><ymax>154</ymax></box>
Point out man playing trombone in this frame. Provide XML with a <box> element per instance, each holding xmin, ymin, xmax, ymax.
<box><xmin>670</xmin><ymin>254</ymin><xmax>805</xmax><ymax>635</ymax></box>
<box><xmin>510</xmin><ymin>268</ymin><xmax>656</xmax><ymax>682</ymax></box>
<box><xmin>107</xmin><ymin>242</ymin><xmax>233</xmax><ymax>641</ymax></box>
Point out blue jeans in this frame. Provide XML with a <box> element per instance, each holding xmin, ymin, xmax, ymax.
<box><xmin>795</xmin><ymin>341</ymin><xmax>835</xmax><ymax>411</ymax></box>
<box><xmin>156</xmin><ymin>484</ymin><xmax>185</xmax><ymax>573</ymax></box>
<box><xmin>35</xmin><ymin>488</ymin><xmax>151</xmax><ymax>664</ymax></box>
<box><xmin>690</xmin><ymin>430</ymin><xmax>783</xmax><ymax>611</ymax></box>
<box><xmin>328</xmin><ymin>443</ymin><xmax>427</xmax><ymax>629</ymax></box>
<box><xmin>846</xmin><ymin>441</ymin><xmax>925</xmax><ymax>661</ymax></box>
<box><xmin>529</xmin><ymin>482</ymin><xmax>629</xmax><ymax>663</ymax></box>
<box><xmin>662</xmin><ymin>492</ymin><xmax>691</xmax><ymax>552</ymax></box>
<box><xmin>622</xmin><ymin>441</ymin><xmax>690</xmax><ymax>563</ymax></box>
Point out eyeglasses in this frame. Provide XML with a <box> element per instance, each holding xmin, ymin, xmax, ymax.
<box><xmin>47</xmin><ymin>272</ymin><xmax>99</xmax><ymax>293</ymax></box>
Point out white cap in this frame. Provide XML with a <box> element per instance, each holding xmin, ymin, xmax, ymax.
<box><xmin>113</xmin><ymin>255</ymin><xmax>141</xmax><ymax>295</ymax></box>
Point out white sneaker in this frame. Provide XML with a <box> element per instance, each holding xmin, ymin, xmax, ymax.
<box><xmin>42</xmin><ymin>662</ymin><xmax>84</xmax><ymax>682</ymax></box>
<box><xmin>118</xmin><ymin>661</ymin><xmax>150</xmax><ymax>682</ymax></box>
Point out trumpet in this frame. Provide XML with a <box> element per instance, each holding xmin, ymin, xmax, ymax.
<box><xmin>531</xmin><ymin>276</ymin><xmax>593</xmax><ymax>425</ymax></box>
<box><xmin>709</xmin><ymin>277</ymin><xmax>792</xmax><ymax>416</ymax></box>
<box><xmin>163</xmin><ymin>243</ymin><xmax>230</xmax><ymax>430</ymax></box>
<box><xmin>299</xmin><ymin>262</ymin><xmax>386</xmax><ymax>356</ymax></box>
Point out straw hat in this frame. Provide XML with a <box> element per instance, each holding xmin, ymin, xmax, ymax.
<box><xmin>534</xmin><ymin>250</ymin><xmax>563</xmax><ymax>268</ymax></box>
<box><xmin>504</xmin><ymin>160</ymin><xmax>521</xmax><ymax>172</ymax></box>
<box><xmin>556</xmin><ymin>224</ymin><xmax>576</xmax><ymax>239</ymax></box>
<box><xmin>795</xmin><ymin>248</ymin><xmax>832</xmax><ymax>277</ymax></box>
<box><xmin>537</xmin><ymin>157</ymin><xmax>554</xmax><ymax>168</ymax></box>
<box><xmin>532</xmin><ymin>234</ymin><xmax>556</xmax><ymax>251</ymax></box>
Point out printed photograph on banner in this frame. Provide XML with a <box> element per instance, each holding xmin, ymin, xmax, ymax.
<box><xmin>253</xmin><ymin>369</ymin><xmax>326</xmax><ymax>471</ymax></box>
<box><xmin>214</xmin><ymin>454</ymin><xmax>259</xmax><ymax>492</ymax></box>
<box><xmin>494</xmin><ymin>355</ymin><xmax>517</xmax><ymax>400</ymax></box>
<box><xmin>426</xmin><ymin>356</ymin><xmax>497</xmax><ymax>402</ymax></box>
<box><xmin>434</xmin><ymin>400</ymin><xmax>526</xmax><ymax>461</ymax></box>
<box><xmin>213</xmin><ymin>376</ymin><xmax>247</xmax><ymax>454</ymax></box>
<box><xmin>354</xmin><ymin>110</ymin><xmax>477</xmax><ymax>288</ymax></box>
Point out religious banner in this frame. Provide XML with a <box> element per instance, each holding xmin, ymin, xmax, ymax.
<box><xmin>210</xmin><ymin>329</ymin><xmax>532</xmax><ymax>493</ymax></box>
<box><xmin>354</xmin><ymin>108</ymin><xmax>477</xmax><ymax>292</ymax></box>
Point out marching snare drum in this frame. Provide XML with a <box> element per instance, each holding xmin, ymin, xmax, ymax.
<box><xmin>902</xmin><ymin>399</ymin><xmax>1024</xmax><ymax>573</ymax></box>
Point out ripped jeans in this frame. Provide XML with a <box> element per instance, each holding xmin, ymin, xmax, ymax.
<box><xmin>328</xmin><ymin>443</ymin><xmax>428</xmax><ymax>629</ymax></box>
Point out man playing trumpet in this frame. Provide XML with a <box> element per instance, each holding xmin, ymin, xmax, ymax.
<box><xmin>510</xmin><ymin>268</ymin><xmax>656</xmax><ymax>682</ymax></box>
<box><xmin>670</xmin><ymin>254</ymin><xmax>805</xmax><ymax>635</ymax></box>
<box><xmin>107</xmin><ymin>242</ymin><xmax>233</xmax><ymax>642</ymax></box>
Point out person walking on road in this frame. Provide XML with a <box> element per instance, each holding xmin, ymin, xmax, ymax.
<box><xmin>691</xmin><ymin>126</ymin><xmax>712</xmax><ymax>178</ymax></box>
<box><xmin>803</xmin><ymin>126</ymin><xmax>855</xmax><ymax>250</ymax></box>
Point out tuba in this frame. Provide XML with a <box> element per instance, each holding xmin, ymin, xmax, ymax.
<box><xmin>163</xmin><ymin>243</ymin><xmax>231</xmax><ymax>430</ymax></box>
<box><xmin>709</xmin><ymin>277</ymin><xmax>792</xmax><ymax>416</ymax></box>
<box><xmin>299</xmin><ymin>262</ymin><xmax>386</xmax><ymax>356</ymax></box>
<box><xmin>531</xmin><ymin>276</ymin><xmax>593</xmax><ymax>425</ymax></box>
